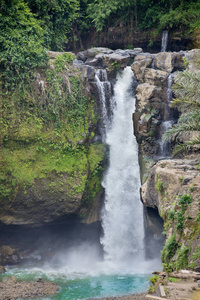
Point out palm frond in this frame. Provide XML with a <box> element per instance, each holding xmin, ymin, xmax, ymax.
<box><xmin>172</xmin><ymin>137</ymin><xmax>200</xmax><ymax>157</ymax></box>
<box><xmin>173</xmin><ymin>70</ymin><xmax>200</xmax><ymax>100</ymax></box>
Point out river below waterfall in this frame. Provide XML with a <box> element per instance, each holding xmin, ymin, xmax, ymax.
<box><xmin>0</xmin><ymin>67</ymin><xmax>162</xmax><ymax>299</ymax></box>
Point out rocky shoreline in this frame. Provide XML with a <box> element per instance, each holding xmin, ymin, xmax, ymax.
<box><xmin>91</xmin><ymin>294</ymin><xmax>147</xmax><ymax>300</ymax></box>
<box><xmin>0</xmin><ymin>276</ymin><xmax>58</xmax><ymax>300</ymax></box>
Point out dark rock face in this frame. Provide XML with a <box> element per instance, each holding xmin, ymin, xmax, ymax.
<box><xmin>0</xmin><ymin>218</ymin><xmax>102</xmax><ymax>266</ymax></box>
<box><xmin>71</xmin><ymin>27</ymin><xmax>197</xmax><ymax>53</ymax></box>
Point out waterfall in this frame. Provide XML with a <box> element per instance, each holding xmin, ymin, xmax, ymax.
<box><xmin>167</xmin><ymin>74</ymin><xmax>173</xmax><ymax>104</ymax></box>
<box><xmin>95</xmin><ymin>69</ymin><xmax>113</xmax><ymax>140</ymax></box>
<box><xmin>100</xmin><ymin>67</ymin><xmax>144</xmax><ymax>269</ymax></box>
<box><xmin>161</xmin><ymin>30</ymin><xmax>168</xmax><ymax>52</ymax></box>
<box><xmin>158</xmin><ymin>74</ymin><xmax>174</xmax><ymax>158</ymax></box>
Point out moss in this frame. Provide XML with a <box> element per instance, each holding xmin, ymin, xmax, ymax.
<box><xmin>81</xmin><ymin>143</ymin><xmax>104</xmax><ymax>213</ymax></box>
<box><xmin>161</xmin><ymin>234</ymin><xmax>178</xmax><ymax>263</ymax></box>
<box><xmin>155</xmin><ymin>175</ymin><xmax>165</xmax><ymax>195</ymax></box>
<box><xmin>175</xmin><ymin>246</ymin><xmax>189</xmax><ymax>270</ymax></box>
<box><xmin>0</xmin><ymin>53</ymin><xmax>102</xmax><ymax>214</ymax></box>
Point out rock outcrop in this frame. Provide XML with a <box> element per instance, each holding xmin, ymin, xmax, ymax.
<box><xmin>0</xmin><ymin>51</ymin><xmax>105</xmax><ymax>227</ymax></box>
<box><xmin>132</xmin><ymin>51</ymin><xmax>185</xmax><ymax>163</ymax></box>
<box><xmin>137</xmin><ymin>49</ymin><xmax>200</xmax><ymax>272</ymax></box>
<box><xmin>141</xmin><ymin>158</ymin><xmax>200</xmax><ymax>271</ymax></box>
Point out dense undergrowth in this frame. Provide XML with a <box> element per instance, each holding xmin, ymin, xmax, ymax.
<box><xmin>1</xmin><ymin>0</ymin><xmax>200</xmax><ymax>53</ymax></box>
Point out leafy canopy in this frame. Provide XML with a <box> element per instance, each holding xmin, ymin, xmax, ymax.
<box><xmin>0</xmin><ymin>0</ymin><xmax>48</xmax><ymax>88</ymax></box>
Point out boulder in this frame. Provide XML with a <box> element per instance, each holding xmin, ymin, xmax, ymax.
<box><xmin>96</xmin><ymin>52</ymin><xmax>130</xmax><ymax>69</ymax></box>
<box><xmin>85</xmin><ymin>57</ymin><xmax>103</xmax><ymax>67</ymax></box>
<box><xmin>143</xmin><ymin>68</ymin><xmax>169</xmax><ymax>86</ymax></box>
<box><xmin>76</xmin><ymin>64</ymin><xmax>96</xmax><ymax>81</ymax></box>
<box><xmin>141</xmin><ymin>159</ymin><xmax>200</xmax><ymax>218</ymax></box>
<box><xmin>185</xmin><ymin>49</ymin><xmax>200</xmax><ymax>73</ymax></box>
<box><xmin>133</xmin><ymin>48</ymin><xmax>143</xmax><ymax>53</ymax></box>
<box><xmin>135</xmin><ymin>83</ymin><xmax>166</xmax><ymax>114</ymax></box>
<box><xmin>0</xmin><ymin>266</ymin><xmax>6</xmax><ymax>274</ymax></box>
<box><xmin>155</xmin><ymin>52</ymin><xmax>185</xmax><ymax>73</ymax></box>
<box><xmin>131</xmin><ymin>55</ymin><xmax>153</xmax><ymax>82</ymax></box>
<box><xmin>73</xmin><ymin>59</ymin><xmax>84</xmax><ymax>66</ymax></box>
<box><xmin>0</xmin><ymin>246</ymin><xmax>20</xmax><ymax>266</ymax></box>
<box><xmin>76</xmin><ymin>52</ymin><xmax>87</xmax><ymax>62</ymax></box>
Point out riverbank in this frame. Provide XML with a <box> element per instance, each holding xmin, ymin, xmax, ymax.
<box><xmin>91</xmin><ymin>294</ymin><xmax>146</xmax><ymax>299</ymax></box>
<box><xmin>0</xmin><ymin>276</ymin><xmax>58</xmax><ymax>300</ymax></box>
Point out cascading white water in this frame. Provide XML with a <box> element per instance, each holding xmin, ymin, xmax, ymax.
<box><xmin>158</xmin><ymin>74</ymin><xmax>174</xmax><ymax>158</ymax></box>
<box><xmin>100</xmin><ymin>67</ymin><xmax>144</xmax><ymax>269</ymax></box>
<box><xmin>167</xmin><ymin>74</ymin><xmax>173</xmax><ymax>104</ymax></box>
<box><xmin>95</xmin><ymin>69</ymin><xmax>112</xmax><ymax>140</ymax></box>
<box><xmin>161</xmin><ymin>30</ymin><xmax>168</xmax><ymax>52</ymax></box>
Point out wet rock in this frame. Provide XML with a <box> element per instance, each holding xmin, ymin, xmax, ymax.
<box><xmin>0</xmin><ymin>246</ymin><xmax>20</xmax><ymax>266</ymax></box>
<box><xmin>0</xmin><ymin>266</ymin><xmax>6</xmax><ymax>274</ymax></box>
<box><xmin>73</xmin><ymin>59</ymin><xmax>84</xmax><ymax>65</ymax></box>
<box><xmin>85</xmin><ymin>57</ymin><xmax>103</xmax><ymax>67</ymax></box>
<box><xmin>96</xmin><ymin>52</ymin><xmax>130</xmax><ymax>69</ymax></box>
<box><xmin>76</xmin><ymin>64</ymin><xmax>96</xmax><ymax>80</ymax></box>
<box><xmin>76</xmin><ymin>51</ymin><xmax>87</xmax><ymax>62</ymax></box>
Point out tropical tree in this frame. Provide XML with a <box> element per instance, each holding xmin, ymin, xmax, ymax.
<box><xmin>163</xmin><ymin>70</ymin><xmax>200</xmax><ymax>156</ymax></box>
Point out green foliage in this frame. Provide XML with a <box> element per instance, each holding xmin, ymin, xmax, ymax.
<box><xmin>195</xmin><ymin>212</ymin><xmax>200</xmax><ymax>222</ymax></box>
<box><xmin>155</xmin><ymin>177</ymin><xmax>165</xmax><ymax>195</ymax></box>
<box><xmin>178</xmin><ymin>194</ymin><xmax>192</xmax><ymax>207</ymax></box>
<box><xmin>175</xmin><ymin>246</ymin><xmax>189</xmax><ymax>270</ymax></box>
<box><xmin>0</xmin><ymin>0</ymin><xmax>48</xmax><ymax>88</ymax></box>
<box><xmin>161</xmin><ymin>234</ymin><xmax>178</xmax><ymax>263</ymax></box>
<box><xmin>110</xmin><ymin>61</ymin><xmax>121</xmax><ymax>71</ymax></box>
<box><xmin>158</xmin><ymin>3</ymin><xmax>200</xmax><ymax>31</ymax></box>
<box><xmin>168</xmin><ymin>210</ymin><xmax>175</xmax><ymax>220</ymax></box>
<box><xmin>163</xmin><ymin>70</ymin><xmax>200</xmax><ymax>156</ymax></box>
<box><xmin>149</xmin><ymin>275</ymin><xmax>159</xmax><ymax>285</ymax></box>
<box><xmin>26</xmin><ymin>0</ymin><xmax>79</xmax><ymax>50</ymax></box>
<box><xmin>168</xmin><ymin>277</ymin><xmax>178</xmax><ymax>283</ymax></box>
<box><xmin>175</xmin><ymin>210</ymin><xmax>185</xmax><ymax>233</ymax></box>
<box><xmin>148</xmin><ymin>275</ymin><xmax>159</xmax><ymax>294</ymax></box>
<box><xmin>148</xmin><ymin>285</ymin><xmax>154</xmax><ymax>294</ymax></box>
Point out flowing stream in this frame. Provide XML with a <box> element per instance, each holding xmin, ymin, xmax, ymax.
<box><xmin>1</xmin><ymin>67</ymin><xmax>161</xmax><ymax>299</ymax></box>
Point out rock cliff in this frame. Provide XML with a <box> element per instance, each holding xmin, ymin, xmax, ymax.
<box><xmin>0</xmin><ymin>51</ymin><xmax>104</xmax><ymax>227</ymax></box>
<box><xmin>139</xmin><ymin>50</ymin><xmax>200</xmax><ymax>271</ymax></box>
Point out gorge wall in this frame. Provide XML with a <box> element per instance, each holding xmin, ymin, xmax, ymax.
<box><xmin>138</xmin><ymin>49</ymin><xmax>200</xmax><ymax>272</ymax></box>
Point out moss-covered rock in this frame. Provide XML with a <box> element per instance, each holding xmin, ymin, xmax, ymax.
<box><xmin>0</xmin><ymin>52</ymin><xmax>104</xmax><ymax>226</ymax></box>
